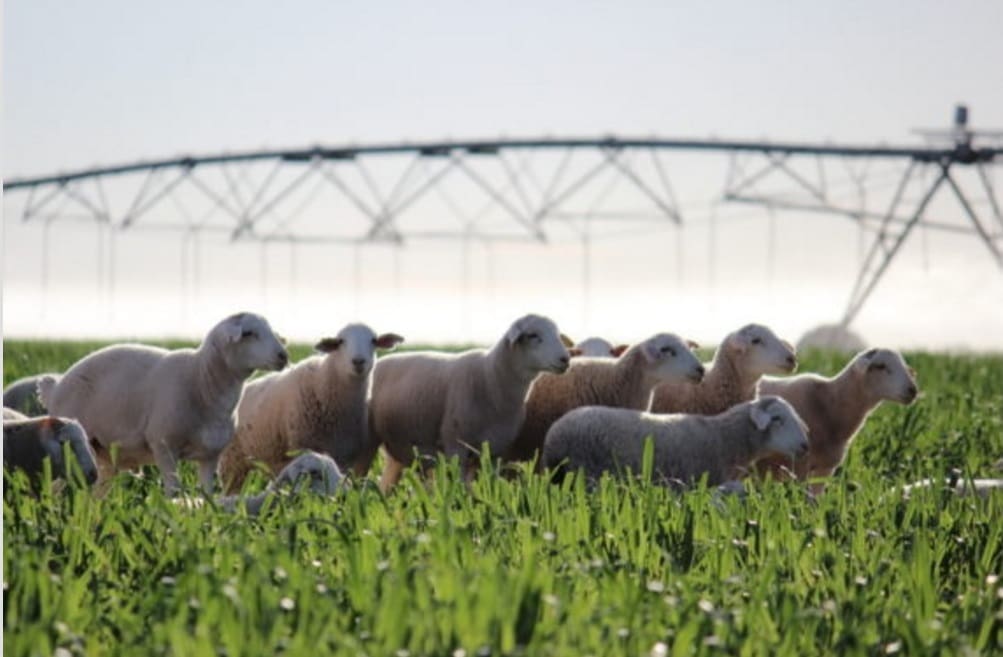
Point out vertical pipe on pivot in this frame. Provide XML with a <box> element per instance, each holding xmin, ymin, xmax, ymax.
<box><xmin>707</xmin><ymin>202</ymin><xmax>717</xmax><ymax>314</ymax></box>
<box><xmin>40</xmin><ymin>217</ymin><xmax>51</xmax><ymax>322</ymax></box>
<box><xmin>260</xmin><ymin>242</ymin><xmax>269</xmax><ymax>313</ymax></box>
<box><xmin>108</xmin><ymin>227</ymin><xmax>116</xmax><ymax>321</ymax></box>
<box><xmin>461</xmin><ymin>230</ymin><xmax>471</xmax><ymax>343</ymax></box>
<box><xmin>353</xmin><ymin>244</ymin><xmax>361</xmax><ymax>319</ymax></box>
<box><xmin>582</xmin><ymin>221</ymin><xmax>592</xmax><ymax>334</ymax></box>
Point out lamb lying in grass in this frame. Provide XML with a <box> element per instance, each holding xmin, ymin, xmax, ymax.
<box><xmin>650</xmin><ymin>323</ymin><xmax>796</xmax><ymax>415</ymax></box>
<box><xmin>176</xmin><ymin>452</ymin><xmax>343</xmax><ymax>516</ymax></box>
<box><xmin>755</xmin><ymin>348</ymin><xmax>918</xmax><ymax>484</ymax></box>
<box><xmin>542</xmin><ymin>396</ymin><xmax>809</xmax><ymax>487</ymax></box>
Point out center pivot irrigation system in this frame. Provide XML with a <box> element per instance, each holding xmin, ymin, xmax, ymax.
<box><xmin>4</xmin><ymin>105</ymin><xmax>1001</xmax><ymax>326</ymax></box>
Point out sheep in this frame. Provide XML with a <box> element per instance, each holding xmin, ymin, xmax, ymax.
<box><xmin>37</xmin><ymin>312</ymin><xmax>289</xmax><ymax>495</ymax></box>
<box><xmin>3</xmin><ymin>416</ymin><xmax>99</xmax><ymax>487</ymax></box>
<box><xmin>216</xmin><ymin>452</ymin><xmax>344</xmax><ymax>515</ymax></box>
<box><xmin>649</xmin><ymin>323</ymin><xmax>797</xmax><ymax>415</ymax></box>
<box><xmin>754</xmin><ymin>348</ymin><xmax>918</xmax><ymax>483</ymax></box>
<box><xmin>505</xmin><ymin>333</ymin><xmax>705</xmax><ymax>465</ymax></box>
<box><xmin>369</xmin><ymin>313</ymin><xmax>572</xmax><ymax>492</ymax></box>
<box><xmin>542</xmin><ymin>396</ymin><xmax>809</xmax><ymax>487</ymax></box>
<box><xmin>572</xmin><ymin>337</ymin><xmax>629</xmax><ymax>358</ymax></box>
<box><xmin>218</xmin><ymin>324</ymin><xmax>404</xmax><ymax>493</ymax></box>
<box><xmin>3</xmin><ymin>373</ymin><xmax>57</xmax><ymax>417</ymax></box>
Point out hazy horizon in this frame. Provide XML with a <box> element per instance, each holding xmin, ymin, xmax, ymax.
<box><xmin>4</xmin><ymin>2</ymin><xmax>1002</xmax><ymax>350</ymax></box>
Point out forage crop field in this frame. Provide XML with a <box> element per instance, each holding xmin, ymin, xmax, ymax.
<box><xmin>3</xmin><ymin>341</ymin><xmax>1003</xmax><ymax>656</ymax></box>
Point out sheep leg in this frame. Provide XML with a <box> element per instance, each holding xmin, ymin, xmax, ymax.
<box><xmin>379</xmin><ymin>455</ymin><xmax>405</xmax><ymax>494</ymax></box>
<box><xmin>198</xmin><ymin>458</ymin><xmax>218</xmax><ymax>495</ymax></box>
<box><xmin>149</xmin><ymin>441</ymin><xmax>182</xmax><ymax>496</ymax></box>
<box><xmin>351</xmin><ymin>440</ymin><xmax>380</xmax><ymax>478</ymax></box>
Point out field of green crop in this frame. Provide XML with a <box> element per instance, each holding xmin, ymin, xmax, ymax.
<box><xmin>4</xmin><ymin>341</ymin><xmax>1003</xmax><ymax>656</ymax></box>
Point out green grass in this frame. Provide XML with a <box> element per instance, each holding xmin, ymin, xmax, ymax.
<box><xmin>4</xmin><ymin>342</ymin><xmax>1003</xmax><ymax>656</ymax></box>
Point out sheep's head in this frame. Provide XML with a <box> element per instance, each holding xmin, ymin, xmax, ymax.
<box><xmin>271</xmin><ymin>452</ymin><xmax>343</xmax><ymax>496</ymax></box>
<box><xmin>316</xmin><ymin>324</ymin><xmax>405</xmax><ymax>378</ymax></box>
<box><xmin>636</xmin><ymin>333</ymin><xmax>704</xmax><ymax>384</ymax></box>
<box><xmin>725</xmin><ymin>324</ymin><xmax>797</xmax><ymax>376</ymax></box>
<box><xmin>851</xmin><ymin>348</ymin><xmax>918</xmax><ymax>404</ymax></box>
<box><xmin>749</xmin><ymin>396</ymin><xmax>810</xmax><ymax>459</ymax></box>
<box><xmin>54</xmin><ymin>419</ymin><xmax>99</xmax><ymax>485</ymax></box>
<box><xmin>504</xmin><ymin>314</ymin><xmax>571</xmax><ymax>375</ymax></box>
<box><xmin>7</xmin><ymin>417</ymin><xmax>98</xmax><ymax>485</ymax></box>
<box><xmin>216</xmin><ymin>312</ymin><xmax>289</xmax><ymax>373</ymax></box>
<box><xmin>572</xmin><ymin>337</ymin><xmax>629</xmax><ymax>358</ymax></box>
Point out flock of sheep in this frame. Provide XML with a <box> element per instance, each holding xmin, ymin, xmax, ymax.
<box><xmin>3</xmin><ymin>310</ymin><xmax>1000</xmax><ymax>509</ymax></box>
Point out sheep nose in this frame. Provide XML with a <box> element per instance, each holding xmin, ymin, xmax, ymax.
<box><xmin>906</xmin><ymin>384</ymin><xmax>918</xmax><ymax>400</ymax></box>
<box><xmin>277</xmin><ymin>351</ymin><xmax>289</xmax><ymax>366</ymax></box>
<box><xmin>696</xmin><ymin>365</ymin><xmax>706</xmax><ymax>377</ymax></box>
<box><xmin>352</xmin><ymin>357</ymin><xmax>366</xmax><ymax>371</ymax></box>
<box><xmin>559</xmin><ymin>355</ymin><xmax>570</xmax><ymax>365</ymax></box>
<box><xmin>786</xmin><ymin>355</ymin><xmax>797</xmax><ymax>367</ymax></box>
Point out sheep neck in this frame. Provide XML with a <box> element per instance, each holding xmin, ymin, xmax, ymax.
<box><xmin>195</xmin><ymin>342</ymin><xmax>247</xmax><ymax>413</ymax></box>
<box><xmin>826</xmin><ymin>365</ymin><xmax>883</xmax><ymax>445</ymax></box>
<box><xmin>612</xmin><ymin>350</ymin><xmax>654</xmax><ymax>407</ymax></box>
<box><xmin>485</xmin><ymin>343</ymin><xmax>538</xmax><ymax>409</ymax></box>
<box><xmin>707</xmin><ymin>405</ymin><xmax>765</xmax><ymax>475</ymax></box>
<box><xmin>704</xmin><ymin>348</ymin><xmax>759</xmax><ymax>407</ymax></box>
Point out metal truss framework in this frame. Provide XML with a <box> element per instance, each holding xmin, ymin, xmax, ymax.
<box><xmin>5</xmin><ymin>129</ymin><xmax>1001</xmax><ymax>326</ymax></box>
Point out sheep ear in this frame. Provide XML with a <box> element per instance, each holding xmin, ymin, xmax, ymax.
<box><xmin>223</xmin><ymin>317</ymin><xmax>245</xmax><ymax>343</ymax></box>
<box><xmin>315</xmin><ymin>337</ymin><xmax>344</xmax><ymax>353</ymax></box>
<box><xmin>568</xmin><ymin>348</ymin><xmax>584</xmax><ymax>357</ymax></box>
<box><xmin>749</xmin><ymin>404</ymin><xmax>773</xmax><ymax>431</ymax></box>
<box><xmin>374</xmin><ymin>333</ymin><xmax>405</xmax><ymax>350</ymax></box>
<box><xmin>853</xmin><ymin>349</ymin><xmax>877</xmax><ymax>374</ymax></box>
<box><xmin>642</xmin><ymin>341</ymin><xmax>662</xmax><ymax>363</ymax></box>
<box><xmin>559</xmin><ymin>333</ymin><xmax>575</xmax><ymax>348</ymax></box>
<box><xmin>726</xmin><ymin>332</ymin><xmax>748</xmax><ymax>354</ymax></box>
<box><xmin>505</xmin><ymin>321</ymin><xmax>526</xmax><ymax>346</ymax></box>
<box><xmin>686</xmin><ymin>339</ymin><xmax>700</xmax><ymax>350</ymax></box>
<box><xmin>610</xmin><ymin>344</ymin><xmax>630</xmax><ymax>358</ymax></box>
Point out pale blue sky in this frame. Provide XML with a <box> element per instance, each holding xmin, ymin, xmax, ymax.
<box><xmin>3</xmin><ymin>2</ymin><xmax>1003</xmax><ymax>348</ymax></box>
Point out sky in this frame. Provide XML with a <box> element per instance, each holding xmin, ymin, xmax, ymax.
<box><xmin>3</xmin><ymin>1</ymin><xmax>1003</xmax><ymax>349</ymax></box>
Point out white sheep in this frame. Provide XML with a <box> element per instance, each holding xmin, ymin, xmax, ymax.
<box><xmin>218</xmin><ymin>324</ymin><xmax>403</xmax><ymax>493</ymax></box>
<box><xmin>175</xmin><ymin>451</ymin><xmax>344</xmax><ymax>514</ymax></box>
<box><xmin>369</xmin><ymin>313</ymin><xmax>572</xmax><ymax>492</ymax></box>
<box><xmin>755</xmin><ymin>348</ymin><xmax>919</xmax><ymax>483</ymax></box>
<box><xmin>650</xmin><ymin>323</ymin><xmax>797</xmax><ymax>415</ymax></box>
<box><xmin>3</xmin><ymin>373</ymin><xmax>58</xmax><ymax>417</ymax></box>
<box><xmin>3</xmin><ymin>415</ymin><xmax>99</xmax><ymax>487</ymax></box>
<box><xmin>572</xmin><ymin>337</ymin><xmax>629</xmax><ymax>358</ymax></box>
<box><xmin>217</xmin><ymin>451</ymin><xmax>344</xmax><ymax>515</ymax></box>
<box><xmin>542</xmin><ymin>396</ymin><xmax>809</xmax><ymax>487</ymax></box>
<box><xmin>506</xmin><ymin>333</ymin><xmax>705</xmax><ymax>465</ymax></box>
<box><xmin>38</xmin><ymin>312</ymin><xmax>289</xmax><ymax>495</ymax></box>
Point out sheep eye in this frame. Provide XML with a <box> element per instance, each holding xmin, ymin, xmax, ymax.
<box><xmin>660</xmin><ymin>346</ymin><xmax>676</xmax><ymax>356</ymax></box>
<box><xmin>524</xmin><ymin>333</ymin><xmax>539</xmax><ymax>341</ymax></box>
<box><xmin>772</xmin><ymin>417</ymin><xmax>784</xmax><ymax>426</ymax></box>
<box><xmin>241</xmin><ymin>330</ymin><xmax>256</xmax><ymax>339</ymax></box>
<box><xmin>751</xmin><ymin>337</ymin><xmax>762</xmax><ymax>345</ymax></box>
<box><xmin>871</xmin><ymin>363</ymin><xmax>887</xmax><ymax>372</ymax></box>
